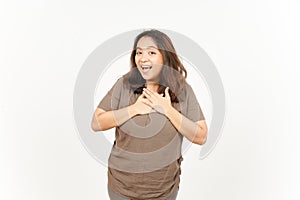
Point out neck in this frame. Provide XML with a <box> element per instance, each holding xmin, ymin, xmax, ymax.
<box><xmin>145</xmin><ymin>83</ymin><xmax>159</xmax><ymax>92</ymax></box>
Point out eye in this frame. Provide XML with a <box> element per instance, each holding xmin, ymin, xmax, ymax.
<box><xmin>149</xmin><ymin>51</ymin><xmax>156</xmax><ymax>55</ymax></box>
<box><xmin>136</xmin><ymin>51</ymin><xmax>142</xmax><ymax>55</ymax></box>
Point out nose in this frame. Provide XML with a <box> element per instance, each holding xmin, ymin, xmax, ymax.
<box><xmin>140</xmin><ymin>57</ymin><xmax>147</xmax><ymax>63</ymax></box>
<box><xmin>140</xmin><ymin>53</ymin><xmax>149</xmax><ymax>63</ymax></box>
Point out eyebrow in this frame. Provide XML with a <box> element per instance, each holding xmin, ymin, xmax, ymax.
<box><xmin>136</xmin><ymin>46</ymin><xmax>158</xmax><ymax>50</ymax></box>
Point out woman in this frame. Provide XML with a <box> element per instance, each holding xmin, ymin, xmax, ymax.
<box><xmin>91</xmin><ymin>29</ymin><xmax>208</xmax><ymax>200</ymax></box>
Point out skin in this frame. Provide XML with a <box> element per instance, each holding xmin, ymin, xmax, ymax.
<box><xmin>91</xmin><ymin>36</ymin><xmax>208</xmax><ymax>145</ymax></box>
<box><xmin>135</xmin><ymin>36</ymin><xmax>164</xmax><ymax>86</ymax></box>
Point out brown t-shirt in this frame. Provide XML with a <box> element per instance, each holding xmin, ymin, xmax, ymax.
<box><xmin>97</xmin><ymin>77</ymin><xmax>205</xmax><ymax>200</ymax></box>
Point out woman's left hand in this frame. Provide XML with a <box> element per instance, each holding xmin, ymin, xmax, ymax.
<box><xmin>141</xmin><ymin>87</ymin><xmax>172</xmax><ymax>115</ymax></box>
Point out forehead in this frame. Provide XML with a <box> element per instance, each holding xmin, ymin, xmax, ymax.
<box><xmin>136</xmin><ymin>36</ymin><xmax>158</xmax><ymax>49</ymax></box>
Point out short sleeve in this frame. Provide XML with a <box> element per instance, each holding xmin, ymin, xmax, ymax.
<box><xmin>97</xmin><ymin>77</ymin><xmax>123</xmax><ymax>111</ymax></box>
<box><xmin>185</xmin><ymin>84</ymin><xmax>205</xmax><ymax>122</ymax></box>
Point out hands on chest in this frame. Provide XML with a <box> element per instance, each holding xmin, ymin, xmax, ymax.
<box><xmin>131</xmin><ymin>87</ymin><xmax>172</xmax><ymax>116</ymax></box>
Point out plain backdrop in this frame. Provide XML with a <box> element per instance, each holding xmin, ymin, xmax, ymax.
<box><xmin>0</xmin><ymin>0</ymin><xmax>299</xmax><ymax>199</ymax></box>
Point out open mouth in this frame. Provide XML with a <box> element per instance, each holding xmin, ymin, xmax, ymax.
<box><xmin>141</xmin><ymin>65</ymin><xmax>152</xmax><ymax>72</ymax></box>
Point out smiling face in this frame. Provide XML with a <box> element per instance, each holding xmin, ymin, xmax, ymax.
<box><xmin>135</xmin><ymin>36</ymin><xmax>164</xmax><ymax>84</ymax></box>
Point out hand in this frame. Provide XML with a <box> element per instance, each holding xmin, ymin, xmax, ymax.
<box><xmin>142</xmin><ymin>87</ymin><xmax>172</xmax><ymax>115</ymax></box>
<box><xmin>130</xmin><ymin>93</ymin><xmax>155</xmax><ymax>115</ymax></box>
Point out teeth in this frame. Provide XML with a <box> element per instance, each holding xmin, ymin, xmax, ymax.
<box><xmin>141</xmin><ymin>66</ymin><xmax>152</xmax><ymax>70</ymax></box>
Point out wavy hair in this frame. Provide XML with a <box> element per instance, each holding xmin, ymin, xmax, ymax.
<box><xmin>123</xmin><ymin>29</ymin><xmax>187</xmax><ymax>103</ymax></box>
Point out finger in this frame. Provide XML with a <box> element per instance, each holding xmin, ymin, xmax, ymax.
<box><xmin>141</xmin><ymin>98</ymin><xmax>153</xmax><ymax>107</ymax></box>
<box><xmin>165</xmin><ymin>87</ymin><xmax>171</xmax><ymax>100</ymax></box>
<box><xmin>146</xmin><ymin>88</ymin><xmax>161</xmax><ymax>98</ymax></box>
<box><xmin>144</xmin><ymin>88</ymin><xmax>160</xmax><ymax>98</ymax></box>
<box><xmin>143</xmin><ymin>90</ymin><xmax>153</xmax><ymax>101</ymax></box>
<box><xmin>143</xmin><ymin>87</ymin><xmax>154</xmax><ymax>93</ymax></box>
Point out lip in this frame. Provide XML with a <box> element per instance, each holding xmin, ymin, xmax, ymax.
<box><xmin>141</xmin><ymin>65</ymin><xmax>152</xmax><ymax>70</ymax></box>
<box><xmin>140</xmin><ymin>65</ymin><xmax>152</xmax><ymax>73</ymax></box>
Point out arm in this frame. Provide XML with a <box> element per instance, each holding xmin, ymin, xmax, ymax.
<box><xmin>91</xmin><ymin>93</ymin><xmax>153</xmax><ymax>132</ymax></box>
<box><xmin>165</xmin><ymin>107</ymin><xmax>208</xmax><ymax>145</ymax></box>
<box><xmin>142</xmin><ymin>87</ymin><xmax>208</xmax><ymax>145</ymax></box>
<box><xmin>91</xmin><ymin>106</ymin><xmax>136</xmax><ymax>131</ymax></box>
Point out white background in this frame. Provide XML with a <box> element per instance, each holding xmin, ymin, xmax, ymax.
<box><xmin>1</xmin><ymin>0</ymin><xmax>299</xmax><ymax>199</ymax></box>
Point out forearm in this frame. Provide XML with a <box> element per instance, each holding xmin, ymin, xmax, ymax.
<box><xmin>165</xmin><ymin>106</ymin><xmax>207</xmax><ymax>145</ymax></box>
<box><xmin>92</xmin><ymin>105</ymin><xmax>137</xmax><ymax>131</ymax></box>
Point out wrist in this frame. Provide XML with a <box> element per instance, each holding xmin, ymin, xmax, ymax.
<box><xmin>165</xmin><ymin>104</ymin><xmax>175</xmax><ymax>118</ymax></box>
<box><xmin>128</xmin><ymin>104</ymin><xmax>137</xmax><ymax>117</ymax></box>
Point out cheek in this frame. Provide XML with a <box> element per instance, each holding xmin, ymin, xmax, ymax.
<box><xmin>153</xmin><ymin>64</ymin><xmax>163</xmax><ymax>73</ymax></box>
<box><xmin>135</xmin><ymin>57</ymin><xmax>138</xmax><ymax>65</ymax></box>
<box><xmin>157</xmin><ymin>55</ymin><xmax>164</xmax><ymax>65</ymax></box>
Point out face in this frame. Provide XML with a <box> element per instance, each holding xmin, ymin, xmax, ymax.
<box><xmin>135</xmin><ymin>36</ymin><xmax>164</xmax><ymax>84</ymax></box>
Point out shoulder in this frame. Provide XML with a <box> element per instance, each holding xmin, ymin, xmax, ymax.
<box><xmin>183</xmin><ymin>81</ymin><xmax>193</xmax><ymax>91</ymax></box>
<box><xmin>111</xmin><ymin>76</ymin><xmax>126</xmax><ymax>90</ymax></box>
<box><xmin>104</xmin><ymin>76</ymin><xmax>126</xmax><ymax>97</ymax></box>
<box><xmin>178</xmin><ymin>81</ymin><xmax>194</xmax><ymax>100</ymax></box>
<box><xmin>110</xmin><ymin>75</ymin><xmax>134</xmax><ymax>95</ymax></box>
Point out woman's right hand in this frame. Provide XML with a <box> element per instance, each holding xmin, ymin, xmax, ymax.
<box><xmin>130</xmin><ymin>93</ymin><xmax>154</xmax><ymax>115</ymax></box>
